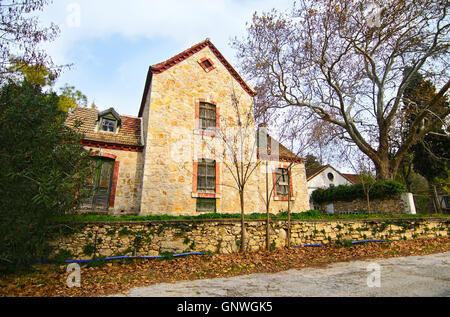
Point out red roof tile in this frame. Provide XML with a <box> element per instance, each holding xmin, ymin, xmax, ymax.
<box><xmin>65</xmin><ymin>107</ymin><xmax>143</xmax><ymax>148</ymax></box>
<box><xmin>342</xmin><ymin>173</ymin><xmax>360</xmax><ymax>184</ymax></box>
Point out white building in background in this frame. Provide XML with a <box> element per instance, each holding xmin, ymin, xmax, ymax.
<box><xmin>306</xmin><ymin>165</ymin><xmax>358</xmax><ymax>211</ymax></box>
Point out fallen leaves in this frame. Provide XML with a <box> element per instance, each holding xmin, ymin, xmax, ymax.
<box><xmin>1</xmin><ymin>236</ymin><xmax>449</xmax><ymax>297</ymax></box>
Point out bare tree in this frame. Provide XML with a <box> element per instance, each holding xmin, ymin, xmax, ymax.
<box><xmin>257</xmin><ymin>126</ymin><xmax>289</xmax><ymax>251</ymax></box>
<box><xmin>232</xmin><ymin>0</ymin><xmax>450</xmax><ymax>180</ymax></box>
<box><xmin>257</xmin><ymin>117</ymin><xmax>310</xmax><ymax>249</ymax></box>
<box><xmin>0</xmin><ymin>0</ymin><xmax>60</xmax><ymax>82</ymax></box>
<box><xmin>212</xmin><ymin>90</ymin><xmax>261</xmax><ymax>252</ymax></box>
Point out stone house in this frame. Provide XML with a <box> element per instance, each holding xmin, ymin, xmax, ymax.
<box><xmin>66</xmin><ymin>39</ymin><xmax>310</xmax><ymax>216</ymax></box>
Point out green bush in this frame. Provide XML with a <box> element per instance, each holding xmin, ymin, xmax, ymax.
<box><xmin>82</xmin><ymin>244</ymin><xmax>95</xmax><ymax>257</ymax></box>
<box><xmin>0</xmin><ymin>80</ymin><xmax>93</xmax><ymax>271</ymax></box>
<box><xmin>311</xmin><ymin>180</ymin><xmax>407</xmax><ymax>204</ymax></box>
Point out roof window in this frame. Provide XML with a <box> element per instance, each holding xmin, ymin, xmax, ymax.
<box><xmin>97</xmin><ymin>108</ymin><xmax>121</xmax><ymax>133</ymax></box>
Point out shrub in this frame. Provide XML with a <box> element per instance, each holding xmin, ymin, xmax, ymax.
<box><xmin>0</xmin><ymin>80</ymin><xmax>93</xmax><ymax>271</ymax></box>
<box><xmin>311</xmin><ymin>180</ymin><xmax>406</xmax><ymax>204</ymax></box>
<box><xmin>82</xmin><ymin>244</ymin><xmax>95</xmax><ymax>257</ymax></box>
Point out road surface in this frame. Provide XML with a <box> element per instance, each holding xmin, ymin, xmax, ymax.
<box><xmin>111</xmin><ymin>251</ymin><xmax>450</xmax><ymax>297</ymax></box>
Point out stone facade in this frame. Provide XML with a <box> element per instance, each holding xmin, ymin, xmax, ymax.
<box><xmin>66</xmin><ymin>39</ymin><xmax>310</xmax><ymax>216</ymax></box>
<box><xmin>137</xmin><ymin>39</ymin><xmax>309</xmax><ymax>215</ymax></box>
<box><xmin>52</xmin><ymin>218</ymin><xmax>449</xmax><ymax>259</ymax></box>
<box><xmin>85</xmin><ymin>147</ymin><xmax>144</xmax><ymax>215</ymax></box>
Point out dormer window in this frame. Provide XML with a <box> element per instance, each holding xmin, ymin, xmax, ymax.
<box><xmin>97</xmin><ymin>107</ymin><xmax>121</xmax><ymax>134</ymax></box>
<box><xmin>101</xmin><ymin>118</ymin><xmax>117</xmax><ymax>132</ymax></box>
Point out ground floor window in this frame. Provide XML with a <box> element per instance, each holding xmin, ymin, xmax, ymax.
<box><xmin>196</xmin><ymin>198</ymin><xmax>216</xmax><ymax>212</ymax></box>
<box><xmin>275</xmin><ymin>168</ymin><xmax>290</xmax><ymax>197</ymax></box>
<box><xmin>197</xmin><ymin>159</ymin><xmax>216</xmax><ymax>192</ymax></box>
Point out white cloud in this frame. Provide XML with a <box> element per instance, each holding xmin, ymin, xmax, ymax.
<box><xmin>42</xmin><ymin>0</ymin><xmax>293</xmax><ymax>62</ymax></box>
<box><xmin>37</xmin><ymin>0</ymin><xmax>294</xmax><ymax>115</ymax></box>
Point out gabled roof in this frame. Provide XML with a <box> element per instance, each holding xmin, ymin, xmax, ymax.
<box><xmin>306</xmin><ymin>165</ymin><xmax>359</xmax><ymax>184</ymax></box>
<box><xmin>66</xmin><ymin>107</ymin><xmax>143</xmax><ymax>148</ymax></box>
<box><xmin>306</xmin><ymin>165</ymin><xmax>330</xmax><ymax>181</ymax></box>
<box><xmin>257</xmin><ymin>133</ymin><xmax>304</xmax><ymax>163</ymax></box>
<box><xmin>342</xmin><ymin>173</ymin><xmax>361</xmax><ymax>184</ymax></box>
<box><xmin>98</xmin><ymin>107</ymin><xmax>122</xmax><ymax>126</ymax></box>
<box><xmin>138</xmin><ymin>38</ymin><xmax>256</xmax><ymax>117</ymax></box>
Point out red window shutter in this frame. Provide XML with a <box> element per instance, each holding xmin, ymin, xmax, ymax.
<box><xmin>216</xmin><ymin>162</ymin><xmax>220</xmax><ymax>194</ymax></box>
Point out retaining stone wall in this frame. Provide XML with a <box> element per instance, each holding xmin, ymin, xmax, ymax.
<box><xmin>318</xmin><ymin>194</ymin><xmax>411</xmax><ymax>214</ymax></box>
<box><xmin>51</xmin><ymin>218</ymin><xmax>449</xmax><ymax>260</ymax></box>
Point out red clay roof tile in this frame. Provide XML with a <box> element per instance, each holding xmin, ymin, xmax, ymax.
<box><xmin>65</xmin><ymin>107</ymin><xmax>142</xmax><ymax>148</ymax></box>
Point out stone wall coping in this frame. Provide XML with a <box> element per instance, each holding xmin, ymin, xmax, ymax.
<box><xmin>58</xmin><ymin>217</ymin><xmax>450</xmax><ymax>226</ymax></box>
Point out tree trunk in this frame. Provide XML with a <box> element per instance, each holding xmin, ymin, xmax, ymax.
<box><xmin>265</xmin><ymin>162</ymin><xmax>270</xmax><ymax>251</ymax></box>
<box><xmin>361</xmin><ymin>181</ymin><xmax>371</xmax><ymax>214</ymax></box>
<box><xmin>375</xmin><ymin>160</ymin><xmax>390</xmax><ymax>180</ymax></box>
<box><xmin>366</xmin><ymin>191</ymin><xmax>371</xmax><ymax>214</ymax></box>
<box><xmin>239</xmin><ymin>190</ymin><xmax>246</xmax><ymax>252</ymax></box>
<box><xmin>286</xmin><ymin>168</ymin><xmax>292</xmax><ymax>248</ymax></box>
<box><xmin>432</xmin><ymin>185</ymin><xmax>442</xmax><ymax>214</ymax></box>
<box><xmin>375</xmin><ymin>159</ymin><xmax>397</xmax><ymax>180</ymax></box>
<box><xmin>374</xmin><ymin>154</ymin><xmax>403</xmax><ymax>181</ymax></box>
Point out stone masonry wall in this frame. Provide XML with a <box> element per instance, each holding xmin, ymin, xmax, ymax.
<box><xmin>140</xmin><ymin>45</ymin><xmax>256</xmax><ymax>215</ymax></box>
<box><xmin>138</xmin><ymin>45</ymin><xmax>310</xmax><ymax>215</ymax></box>
<box><xmin>52</xmin><ymin>218</ymin><xmax>449</xmax><ymax>260</ymax></box>
<box><xmin>319</xmin><ymin>194</ymin><xmax>410</xmax><ymax>214</ymax></box>
<box><xmin>85</xmin><ymin>146</ymin><xmax>143</xmax><ymax>215</ymax></box>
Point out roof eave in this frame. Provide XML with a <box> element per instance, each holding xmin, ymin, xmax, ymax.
<box><xmin>138</xmin><ymin>69</ymin><xmax>153</xmax><ymax>118</ymax></box>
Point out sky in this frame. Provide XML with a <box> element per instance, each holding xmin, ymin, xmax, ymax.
<box><xmin>37</xmin><ymin>0</ymin><xmax>294</xmax><ymax>116</ymax></box>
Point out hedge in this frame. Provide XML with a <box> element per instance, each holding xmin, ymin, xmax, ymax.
<box><xmin>311</xmin><ymin>180</ymin><xmax>407</xmax><ymax>204</ymax></box>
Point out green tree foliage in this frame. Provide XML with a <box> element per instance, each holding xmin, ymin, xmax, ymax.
<box><xmin>8</xmin><ymin>58</ymin><xmax>57</xmax><ymax>87</ymax></box>
<box><xmin>9</xmin><ymin>60</ymin><xmax>89</xmax><ymax>113</ymax></box>
<box><xmin>411</xmin><ymin>133</ymin><xmax>450</xmax><ymax>186</ymax></box>
<box><xmin>311</xmin><ymin>180</ymin><xmax>406</xmax><ymax>205</ymax></box>
<box><xmin>402</xmin><ymin>69</ymin><xmax>450</xmax><ymax>188</ymax></box>
<box><xmin>57</xmin><ymin>84</ymin><xmax>88</xmax><ymax>113</ymax></box>
<box><xmin>396</xmin><ymin>153</ymin><xmax>426</xmax><ymax>193</ymax></box>
<box><xmin>304</xmin><ymin>154</ymin><xmax>322</xmax><ymax>171</ymax></box>
<box><xmin>0</xmin><ymin>80</ymin><xmax>93</xmax><ymax>270</ymax></box>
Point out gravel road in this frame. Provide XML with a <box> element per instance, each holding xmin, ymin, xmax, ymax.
<box><xmin>111</xmin><ymin>251</ymin><xmax>450</xmax><ymax>297</ymax></box>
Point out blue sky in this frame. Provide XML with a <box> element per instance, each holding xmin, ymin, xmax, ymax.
<box><xmin>38</xmin><ymin>0</ymin><xmax>294</xmax><ymax>116</ymax></box>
